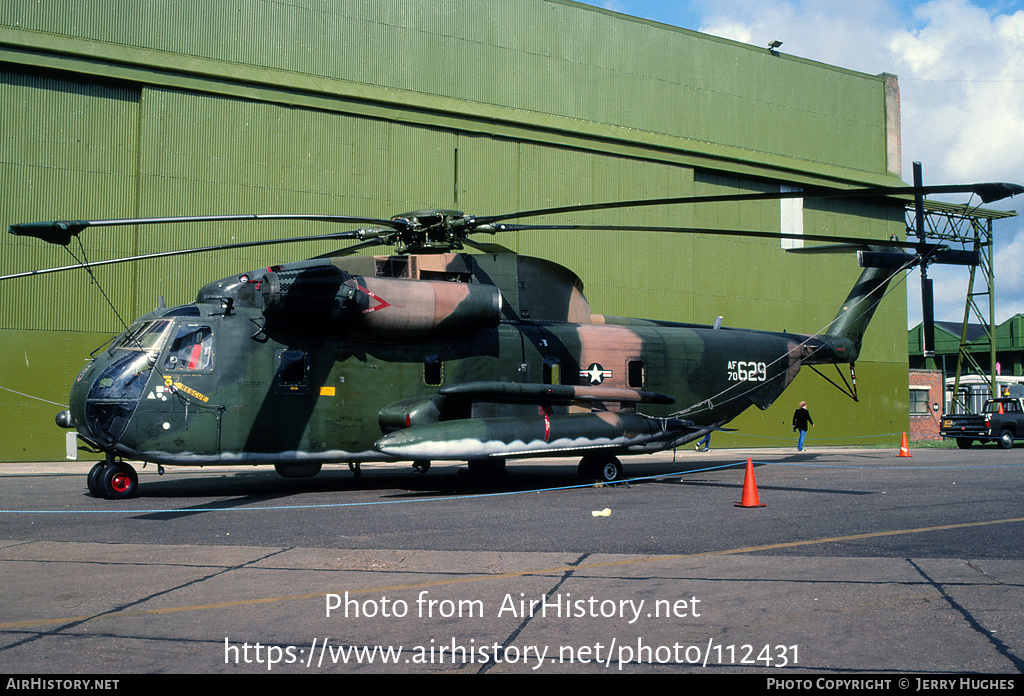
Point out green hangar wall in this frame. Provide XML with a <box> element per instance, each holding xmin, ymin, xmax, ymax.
<box><xmin>0</xmin><ymin>0</ymin><xmax>907</xmax><ymax>461</ymax></box>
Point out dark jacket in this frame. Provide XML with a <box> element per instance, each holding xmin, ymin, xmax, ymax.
<box><xmin>792</xmin><ymin>408</ymin><xmax>813</xmax><ymax>431</ymax></box>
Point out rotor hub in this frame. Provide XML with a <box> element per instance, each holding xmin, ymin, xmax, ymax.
<box><xmin>388</xmin><ymin>210</ymin><xmax>475</xmax><ymax>254</ymax></box>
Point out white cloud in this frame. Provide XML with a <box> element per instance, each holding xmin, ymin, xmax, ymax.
<box><xmin>992</xmin><ymin>226</ymin><xmax>1024</xmax><ymax>321</ymax></box>
<box><xmin>888</xmin><ymin>2</ymin><xmax>1024</xmax><ymax>184</ymax></box>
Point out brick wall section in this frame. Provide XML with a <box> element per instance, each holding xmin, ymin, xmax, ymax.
<box><xmin>909</xmin><ymin>369</ymin><xmax>943</xmax><ymax>441</ymax></box>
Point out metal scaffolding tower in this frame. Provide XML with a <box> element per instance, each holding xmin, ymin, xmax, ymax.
<box><xmin>907</xmin><ymin>194</ymin><xmax>1018</xmax><ymax>413</ymax></box>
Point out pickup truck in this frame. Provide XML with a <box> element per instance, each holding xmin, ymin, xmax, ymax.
<box><xmin>940</xmin><ymin>397</ymin><xmax>1024</xmax><ymax>449</ymax></box>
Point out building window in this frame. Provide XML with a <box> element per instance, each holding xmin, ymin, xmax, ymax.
<box><xmin>910</xmin><ymin>389</ymin><xmax>930</xmax><ymax>415</ymax></box>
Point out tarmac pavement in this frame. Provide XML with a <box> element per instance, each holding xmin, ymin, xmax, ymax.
<box><xmin>0</xmin><ymin>447</ymin><xmax>1021</xmax><ymax>676</ymax></box>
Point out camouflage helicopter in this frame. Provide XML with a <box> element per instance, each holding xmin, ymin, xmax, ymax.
<box><xmin>7</xmin><ymin>182</ymin><xmax>1022</xmax><ymax>499</ymax></box>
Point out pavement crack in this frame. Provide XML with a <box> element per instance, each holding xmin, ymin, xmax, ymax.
<box><xmin>475</xmin><ymin>552</ymin><xmax>589</xmax><ymax>674</ymax></box>
<box><xmin>0</xmin><ymin>546</ymin><xmax>294</xmax><ymax>654</ymax></box>
<box><xmin>905</xmin><ymin>557</ymin><xmax>1023</xmax><ymax>672</ymax></box>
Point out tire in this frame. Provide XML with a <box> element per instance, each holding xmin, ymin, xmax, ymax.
<box><xmin>955</xmin><ymin>438</ymin><xmax>973</xmax><ymax>449</ymax></box>
<box><xmin>274</xmin><ymin>462</ymin><xmax>323</xmax><ymax>478</ymax></box>
<box><xmin>578</xmin><ymin>454</ymin><xmax>623</xmax><ymax>483</ymax></box>
<box><xmin>998</xmin><ymin>429</ymin><xmax>1014</xmax><ymax>450</ymax></box>
<box><xmin>466</xmin><ymin>459</ymin><xmax>506</xmax><ymax>477</ymax></box>
<box><xmin>87</xmin><ymin>462</ymin><xmax>107</xmax><ymax>497</ymax></box>
<box><xmin>100</xmin><ymin>463</ymin><xmax>138</xmax><ymax>499</ymax></box>
<box><xmin>597</xmin><ymin>457</ymin><xmax>623</xmax><ymax>483</ymax></box>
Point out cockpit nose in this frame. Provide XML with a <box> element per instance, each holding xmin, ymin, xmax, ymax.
<box><xmin>73</xmin><ymin>350</ymin><xmax>154</xmax><ymax>448</ymax></box>
<box><xmin>68</xmin><ymin>317</ymin><xmax>173</xmax><ymax>448</ymax></box>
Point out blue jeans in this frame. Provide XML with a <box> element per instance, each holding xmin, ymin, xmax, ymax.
<box><xmin>797</xmin><ymin>429</ymin><xmax>807</xmax><ymax>451</ymax></box>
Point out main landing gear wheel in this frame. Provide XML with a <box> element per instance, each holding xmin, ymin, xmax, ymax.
<box><xmin>461</xmin><ymin>458</ymin><xmax>507</xmax><ymax>480</ymax></box>
<box><xmin>577</xmin><ymin>454</ymin><xmax>623</xmax><ymax>483</ymax></box>
<box><xmin>413</xmin><ymin>460</ymin><xmax>431</xmax><ymax>474</ymax></box>
<box><xmin>89</xmin><ymin>462</ymin><xmax>138</xmax><ymax>499</ymax></box>
<box><xmin>273</xmin><ymin>461</ymin><xmax>323</xmax><ymax>478</ymax></box>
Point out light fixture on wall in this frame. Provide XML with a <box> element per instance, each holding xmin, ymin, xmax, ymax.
<box><xmin>768</xmin><ymin>40</ymin><xmax>783</xmax><ymax>54</ymax></box>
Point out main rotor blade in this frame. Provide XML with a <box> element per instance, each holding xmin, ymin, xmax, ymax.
<box><xmin>9</xmin><ymin>214</ymin><xmax>403</xmax><ymax>246</ymax></box>
<box><xmin>0</xmin><ymin>228</ymin><xmax>389</xmax><ymax>281</ymax></box>
<box><xmin>493</xmin><ymin>223</ymin><xmax>924</xmax><ymax>250</ymax></box>
<box><xmin>473</xmin><ymin>182</ymin><xmax>1024</xmax><ymax>227</ymax></box>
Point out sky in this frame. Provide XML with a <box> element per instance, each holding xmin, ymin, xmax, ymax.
<box><xmin>574</xmin><ymin>0</ymin><xmax>1024</xmax><ymax>329</ymax></box>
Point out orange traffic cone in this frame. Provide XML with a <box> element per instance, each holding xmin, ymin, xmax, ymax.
<box><xmin>898</xmin><ymin>432</ymin><xmax>912</xmax><ymax>457</ymax></box>
<box><xmin>735</xmin><ymin>457</ymin><xmax>766</xmax><ymax>508</ymax></box>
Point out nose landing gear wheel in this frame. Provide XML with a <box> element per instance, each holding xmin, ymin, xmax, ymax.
<box><xmin>87</xmin><ymin>462</ymin><xmax>107</xmax><ymax>498</ymax></box>
<box><xmin>98</xmin><ymin>462</ymin><xmax>139</xmax><ymax>499</ymax></box>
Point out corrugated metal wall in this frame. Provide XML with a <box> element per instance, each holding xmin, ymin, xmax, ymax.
<box><xmin>0</xmin><ymin>0</ymin><xmax>908</xmax><ymax>460</ymax></box>
<box><xmin>0</xmin><ymin>0</ymin><xmax>895</xmax><ymax>177</ymax></box>
<box><xmin>0</xmin><ymin>72</ymin><xmax>139</xmax><ymax>331</ymax></box>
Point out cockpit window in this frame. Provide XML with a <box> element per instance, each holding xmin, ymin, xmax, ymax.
<box><xmin>162</xmin><ymin>306</ymin><xmax>202</xmax><ymax>317</ymax></box>
<box><xmin>163</xmin><ymin>324</ymin><xmax>214</xmax><ymax>371</ymax></box>
<box><xmin>112</xmin><ymin>319</ymin><xmax>173</xmax><ymax>352</ymax></box>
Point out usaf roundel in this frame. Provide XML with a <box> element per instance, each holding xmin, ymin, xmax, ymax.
<box><xmin>581</xmin><ymin>363</ymin><xmax>613</xmax><ymax>385</ymax></box>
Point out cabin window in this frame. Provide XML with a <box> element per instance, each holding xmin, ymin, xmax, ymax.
<box><xmin>424</xmin><ymin>355</ymin><xmax>443</xmax><ymax>386</ymax></box>
<box><xmin>275</xmin><ymin>349</ymin><xmax>309</xmax><ymax>394</ymax></box>
<box><xmin>627</xmin><ymin>360</ymin><xmax>645</xmax><ymax>388</ymax></box>
<box><xmin>163</xmin><ymin>324</ymin><xmax>214</xmax><ymax>371</ymax></box>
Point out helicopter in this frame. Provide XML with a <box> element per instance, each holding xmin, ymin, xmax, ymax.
<box><xmin>7</xmin><ymin>181</ymin><xmax>1022</xmax><ymax>499</ymax></box>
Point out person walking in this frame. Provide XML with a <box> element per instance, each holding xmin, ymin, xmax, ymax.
<box><xmin>792</xmin><ymin>401</ymin><xmax>813</xmax><ymax>451</ymax></box>
<box><xmin>694</xmin><ymin>432</ymin><xmax>711</xmax><ymax>452</ymax></box>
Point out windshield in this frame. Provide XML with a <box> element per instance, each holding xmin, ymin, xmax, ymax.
<box><xmin>83</xmin><ymin>349</ymin><xmax>157</xmax><ymax>448</ymax></box>
<box><xmin>112</xmin><ymin>319</ymin><xmax>173</xmax><ymax>352</ymax></box>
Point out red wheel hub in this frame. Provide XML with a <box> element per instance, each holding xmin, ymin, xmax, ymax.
<box><xmin>110</xmin><ymin>472</ymin><xmax>131</xmax><ymax>493</ymax></box>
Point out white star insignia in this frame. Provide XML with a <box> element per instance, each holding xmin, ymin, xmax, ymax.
<box><xmin>582</xmin><ymin>363</ymin><xmax>611</xmax><ymax>384</ymax></box>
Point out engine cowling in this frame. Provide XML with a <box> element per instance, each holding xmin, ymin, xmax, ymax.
<box><xmin>261</xmin><ymin>264</ymin><xmax>502</xmax><ymax>341</ymax></box>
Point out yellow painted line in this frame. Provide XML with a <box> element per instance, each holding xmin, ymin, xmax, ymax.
<box><xmin>2</xmin><ymin>515</ymin><xmax>1022</xmax><ymax>631</ymax></box>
